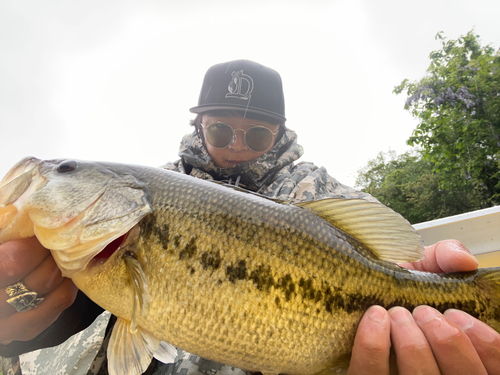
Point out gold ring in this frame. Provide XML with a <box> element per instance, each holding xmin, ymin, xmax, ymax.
<box><xmin>5</xmin><ymin>281</ymin><xmax>44</xmax><ymax>312</ymax></box>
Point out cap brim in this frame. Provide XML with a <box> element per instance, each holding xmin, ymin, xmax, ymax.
<box><xmin>190</xmin><ymin>104</ymin><xmax>286</xmax><ymax>123</ymax></box>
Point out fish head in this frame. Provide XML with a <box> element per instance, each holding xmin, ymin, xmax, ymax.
<box><xmin>0</xmin><ymin>157</ymin><xmax>152</xmax><ymax>277</ymax></box>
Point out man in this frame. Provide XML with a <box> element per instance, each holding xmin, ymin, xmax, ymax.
<box><xmin>1</xmin><ymin>60</ymin><xmax>499</xmax><ymax>374</ymax></box>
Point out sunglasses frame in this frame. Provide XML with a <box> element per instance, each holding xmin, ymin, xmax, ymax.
<box><xmin>200</xmin><ymin>122</ymin><xmax>280</xmax><ymax>152</ymax></box>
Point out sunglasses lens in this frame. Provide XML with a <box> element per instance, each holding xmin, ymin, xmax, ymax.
<box><xmin>206</xmin><ymin>123</ymin><xmax>234</xmax><ymax>148</ymax></box>
<box><xmin>204</xmin><ymin>123</ymin><xmax>276</xmax><ymax>152</ymax></box>
<box><xmin>246</xmin><ymin>127</ymin><xmax>274</xmax><ymax>152</ymax></box>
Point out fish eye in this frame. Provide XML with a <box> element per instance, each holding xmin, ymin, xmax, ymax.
<box><xmin>57</xmin><ymin>160</ymin><xmax>78</xmax><ymax>173</ymax></box>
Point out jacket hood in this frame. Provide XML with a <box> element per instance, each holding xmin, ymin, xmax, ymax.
<box><xmin>177</xmin><ymin>127</ymin><xmax>304</xmax><ymax>191</ymax></box>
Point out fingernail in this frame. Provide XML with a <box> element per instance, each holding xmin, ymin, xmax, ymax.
<box><xmin>444</xmin><ymin>309</ymin><xmax>474</xmax><ymax>331</ymax></box>
<box><xmin>413</xmin><ymin>305</ymin><xmax>441</xmax><ymax>324</ymax></box>
<box><xmin>367</xmin><ymin>305</ymin><xmax>387</xmax><ymax>325</ymax></box>
<box><xmin>449</xmin><ymin>242</ymin><xmax>479</xmax><ymax>266</ymax></box>
<box><xmin>449</xmin><ymin>241</ymin><xmax>469</xmax><ymax>253</ymax></box>
<box><xmin>413</xmin><ymin>306</ymin><xmax>463</xmax><ymax>342</ymax></box>
<box><xmin>445</xmin><ymin>309</ymin><xmax>498</xmax><ymax>343</ymax></box>
<box><xmin>389</xmin><ymin>307</ymin><xmax>412</xmax><ymax>323</ymax></box>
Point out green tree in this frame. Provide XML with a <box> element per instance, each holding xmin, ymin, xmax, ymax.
<box><xmin>355</xmin><ymin>150</ymin><xmax>483</xmax><ymax>224</ymax></box>
<box><xmin>394</xmin><ymin>31</ymin><xmax>500</xmax><ymax>207</ymax></box>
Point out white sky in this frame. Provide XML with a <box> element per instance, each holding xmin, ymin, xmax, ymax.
<box><xmin>1</xmin><ymin>0</ymin><xmax>499</xmax><ymax>187</ymax></box>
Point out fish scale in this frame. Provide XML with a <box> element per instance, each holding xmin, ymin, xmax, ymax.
<box><xmin>1</xmin><ymin>157</ymin><xmax>500</xmax><ymax>375</ymax></box>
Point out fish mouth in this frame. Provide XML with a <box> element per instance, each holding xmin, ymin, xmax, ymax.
<box><xmin>93</xmin><ymin>232</ymin><xmax>129</xmax><ymax>262</ymax></box>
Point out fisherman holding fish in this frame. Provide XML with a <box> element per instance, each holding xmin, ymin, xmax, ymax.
<box><xmin>1</xmin><ymin>60</ymin><xmax>499</xmax><ymax>375</ymax></box>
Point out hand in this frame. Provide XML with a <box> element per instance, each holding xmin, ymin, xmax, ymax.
<box><xmin>347</xmin><ymin>240</ymin><xmax>500</xmax><ymax>375</ymax></box>
<box><xmin>0</xmin><ymin>237</ymin><xmax>78</xmax><ymax>344</ymax></box>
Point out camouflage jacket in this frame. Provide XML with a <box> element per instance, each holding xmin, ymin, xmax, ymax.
<box><xmin>162</xmin><ymin>128</ymin><xmax>376</xmax><ymax>203</ymax></box>
<box><xmin>1</xmin><ymin>128</ymin><xmax>374</xmax><ymax>375</ymax></box>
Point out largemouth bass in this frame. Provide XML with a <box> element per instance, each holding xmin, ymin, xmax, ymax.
<box><xmin>1</xmin><ymin>157</ymin><xmax>499</xmax><ymax>375</ymax></box>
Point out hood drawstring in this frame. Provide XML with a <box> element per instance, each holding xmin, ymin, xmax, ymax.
<box><xmin>227</xmin><ymin>175</ymin><xmax>242</xmax><ymax>188</ymax></box>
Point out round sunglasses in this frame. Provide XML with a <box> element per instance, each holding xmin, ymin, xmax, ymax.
<box><xmin>200</xmin><ymin>122</ymin><xmax>279</xmax><ymax>152</ymax></box>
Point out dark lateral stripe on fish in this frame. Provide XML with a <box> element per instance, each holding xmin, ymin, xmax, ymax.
<box><xmin>220</xmin><ymin>257</ymin><xmax>486</xmax><ymax>317</ymax></box>
<box><xmin>137</xmin><ymin>212</ymin><xmax>485</xmax><ymax>318</ymax></box>
<box><xmin>134</xmin><ymin>210</ymin><xmax>488</xmax><ymax>323</ymax></box>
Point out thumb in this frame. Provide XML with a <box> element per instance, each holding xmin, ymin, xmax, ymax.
<box><xmin>434</xmin><ymin>240</ymin><xmax>478</xmax><ymax>273</ymax></box>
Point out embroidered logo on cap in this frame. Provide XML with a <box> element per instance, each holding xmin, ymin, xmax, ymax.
<box><xmin>225</xmin><ymin>70</ymin><xmax>254</xmax><ymax>100</ymax></box>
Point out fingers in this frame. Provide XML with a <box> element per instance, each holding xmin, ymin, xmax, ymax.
<box><xmin>388</xmin><ymin>307</ymin><xmax>440</xmax><ymax>375</ymax></box>
<box><xmin>385</xmin><ymin>306</ymin><xmax>496</xmax><ymax>375</ymax></box>
<box><xmin>0</xmin><ymin>253</ymin><xmax>66</xmax><ymax>317</ymax></box>
<box><xmin>0</xmin><ymin>278</ymin><xmax>78</xmax><ymax>344</ymax></box>
<box><xmin>0</xmin><ymin>237</ymin><xmax>79</xmax><ymax>345</ymax></box>
<box><xmin>400</xmin><ymin>240</ymin><xmax>478</xmax><ymax>274</ymax></box>
<box><xmin>346</xmin><ymin>304</ymin><xmax>500</xmax><ymax>375</ymax></box>
<box><xmin>412</xmin><ymin>306</ymin><xmax>487</xmax><ymax>375</ymax></box>
<box><xmin>444</xmin><ymin>309</ymin><xmax>500</xmax><ymax>375</ymax></box>
<box><xmin>347</xmin><ymin>305</ymin><xmax>391</xmax><ymax>375</ymax></box>
<box><xmin>0</xmin><ymin>237</ymin><xmax>50</xmax><ymax>286</ymax></box>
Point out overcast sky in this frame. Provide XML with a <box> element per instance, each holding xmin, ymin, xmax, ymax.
<box><xmin>1</xmin><ymin>0</ymin><xmax>499</xmax><ymax>187</ymax></box>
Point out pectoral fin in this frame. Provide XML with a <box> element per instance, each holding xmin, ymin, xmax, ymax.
<box><xmin>107</xmin><ymin>230</ymin><xmax>176</xmax><ymax>373</ymax></box>
<box><xmin>108</xmin><ymin>318</ymin><xmax>160</xmax><ymax>375</ymax></box>
<box><xmin>122</xmin><ymin>242</ymin><xmax>150</xmax><ymax>334</ymax></box>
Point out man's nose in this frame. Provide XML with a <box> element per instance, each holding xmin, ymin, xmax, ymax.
<box><xmin>228</xmin><ymin>129</ymin><xmax>248</xmax><ymax>151</ymax></box>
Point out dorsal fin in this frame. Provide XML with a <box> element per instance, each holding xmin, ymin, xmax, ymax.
<box><xmin>296</xmin><ymin>198</ymin><xmax>425</xmax><ymax>263</ymax></box>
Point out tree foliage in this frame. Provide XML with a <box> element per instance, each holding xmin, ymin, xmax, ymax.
<box><xmin>355</xmin><ymin>150</ymin><xmax>484</xmax><ymax>224</ymax></box>
<box><xmin>394</xmin><ymin>31</ymin><xmax>500</xmax><ymax>207</ymax></box>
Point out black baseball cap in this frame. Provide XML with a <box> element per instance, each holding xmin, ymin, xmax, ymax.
<box><xmin>190</xmin><ymin>60</ymin><xmax>286</xmax><ymax>123</ymax></box>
